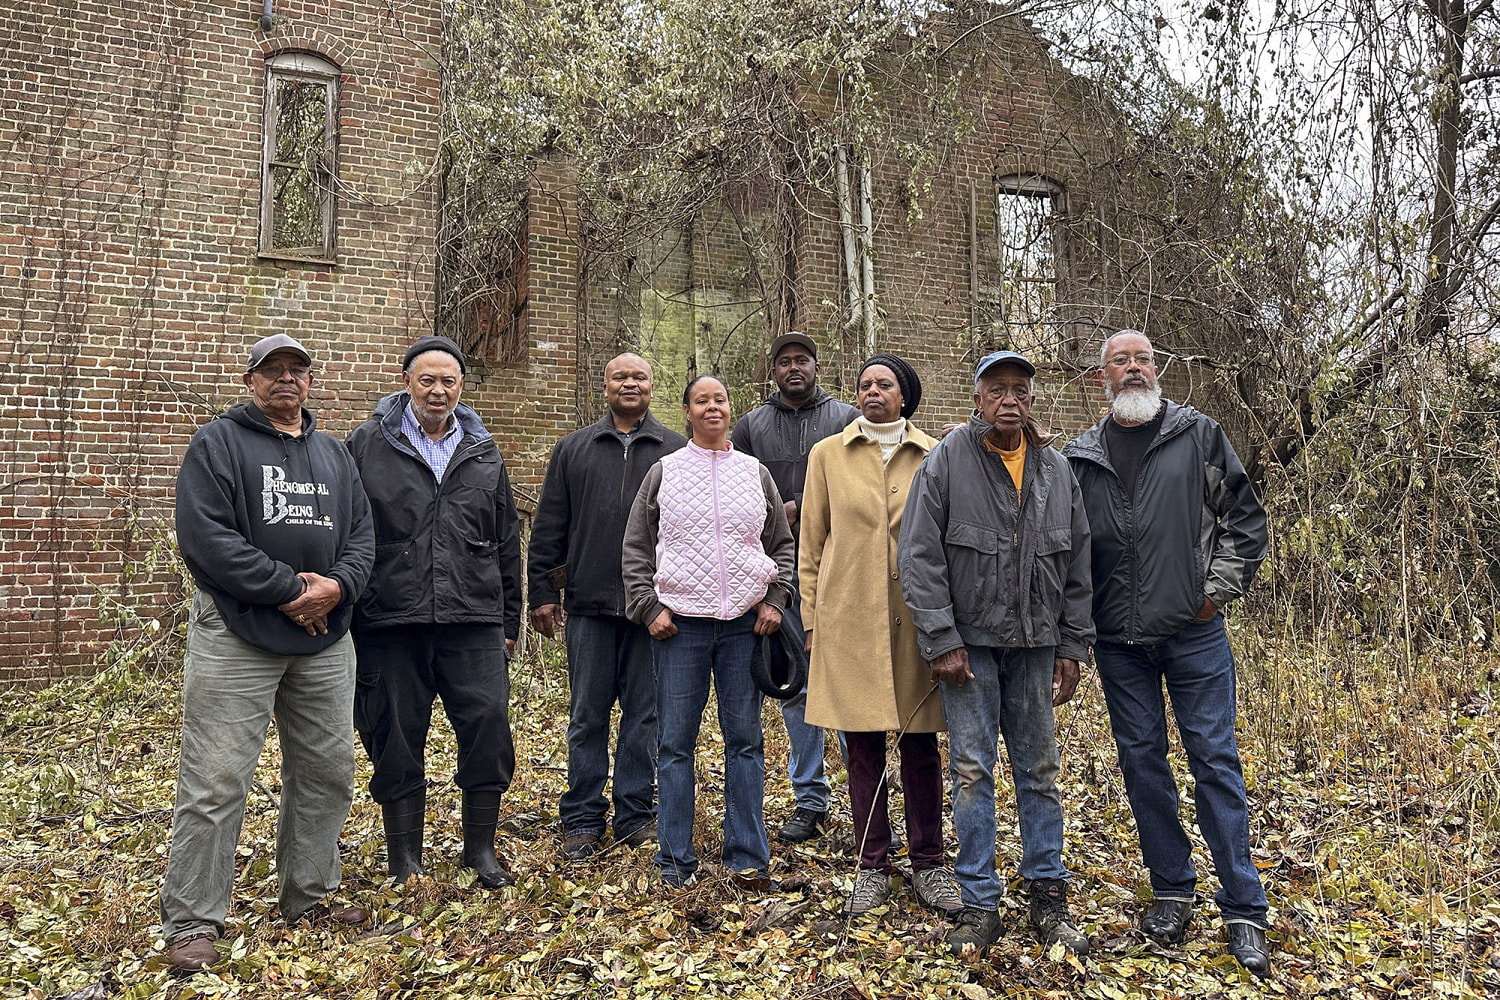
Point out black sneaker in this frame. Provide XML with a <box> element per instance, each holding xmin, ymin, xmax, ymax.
<box><xmin>945</xmin><ymin>906</ymin><xmax>1003</xmax><ymax>956</ymax></box>
<box><xmin>1028</xmin><ymin>878</ymin><xmax>1090</xmax><ymax>957</ymax></box>
<box><xmin>776</xmin><ymin>807</ymin><xmax>829</xmax><ymax>844</ymax></box>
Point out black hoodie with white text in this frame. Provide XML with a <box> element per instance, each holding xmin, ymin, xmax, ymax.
<box><xmin>175</xmin><ymin>401</ymin><xmax>375</xmax><ymax>655</ymax></box>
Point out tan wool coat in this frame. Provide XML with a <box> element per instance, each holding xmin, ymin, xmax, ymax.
<box><xmin>799</xmin><ymin>421</ymin><xmax>945</xmax><ymax>733</ymax></box>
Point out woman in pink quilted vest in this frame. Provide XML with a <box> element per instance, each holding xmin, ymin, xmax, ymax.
<box><xmin>622</xmin><ymin>375</ymin><xmax>796</xmax><ymax>888</ymax></box>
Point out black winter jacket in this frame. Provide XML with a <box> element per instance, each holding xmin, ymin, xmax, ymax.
<box><xmin>527</xmin><ymin>411</ymin><xmax>687</xmax><ymax>616</ymax></box>
<box><xmin>175</xmin><ymin>402</ymin><xmax>375</xmax><ymax>656</ymax></box>
<box><xmin>730</xmin><ymin>388</ymin><xmax>858</xmax><ymax>507</ymax></box>
<box><xmin>898</xmin><ymin>419</ymin><xmax>1095</xmax><ymax>662</ymax></box>
<box><xmin>345</xmin><ymin>393</ymin><xmax>522</xmax><ymax>638</ymax></box>
<box><xmin>1063</xmin><ymin>401</ymin><xmax>1267</xmax><ymax>645</ymax></box>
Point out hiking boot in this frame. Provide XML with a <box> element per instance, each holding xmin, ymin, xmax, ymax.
<box><xmin>945</xmin><ymin>906</ymin><xmax>1003</xmax><ymax>955</ymax></box>
<box><xmin>776</xmin><ymin>807</ymin><xmax>829</xmax><ymax>844</ymax></box>
<box><xmin>912</xmin><ymin>865</ymin><xmax>964</xmax><ymax>917</ymax></box>
<box><xmin>843</xmin><ymin>870</ymin><xmax>891</xmax><ymax>917</ymax></box>
<box><xmin>165</xmin><ymin>932</ymin><xmax>219</xmax><ymax>972</ymax></box>
<box><xmin>617</xmin><ymin>821</ymin><xmax>657</xmax><ymax>849</ymax></box>
<box><xmin>562</xmin><ymin>831</ymin><xmax>600</xmax><ymax>861</ymax></box>
<box><xmin>1028</xmin><ymin>878</ymin><xmax>1089</xmax><ymax>957</ymax></box>
<box><xmin>1226</xmin><ymin>922</ymin><xmax>1271</xmax><ymax>976</ymax></box>
<box><xmin>1141</xmin><ymin>898</ymin><xmax>1192</xmax><ymax>945</ymax></box>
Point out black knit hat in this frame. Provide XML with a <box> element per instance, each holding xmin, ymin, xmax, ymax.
<box><xmin>402</xmin><ymin>335</ymin><xmax>467</xmax><ymax>374</ymax></box>
<box><xmin>859</xmin><ymin>353</ymin><xmax>922</xmax><ymax>418</ymax></box>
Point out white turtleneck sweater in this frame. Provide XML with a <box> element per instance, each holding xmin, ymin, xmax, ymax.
<box><xmin>856</xmin><ymin>415</ymin><xmax>907</xmax><ymax>464</ymax></box>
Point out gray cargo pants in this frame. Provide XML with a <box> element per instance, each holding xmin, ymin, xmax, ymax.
<box><xmin>159</xmin><ymin>591</ymin><xmax>356</xmax><ymax>941</ymax></box>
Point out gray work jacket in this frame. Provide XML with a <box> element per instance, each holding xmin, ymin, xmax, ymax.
<box><xmin>897</xmin><ymin>418</ymin><xmax>1095</xmax><ymax>662</ymax></box>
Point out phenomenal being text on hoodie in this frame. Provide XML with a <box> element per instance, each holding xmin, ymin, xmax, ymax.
<box><xmin>175</xmin><ymin>401</ymin><xmax>375</xmax><ymax>656</ymax></box>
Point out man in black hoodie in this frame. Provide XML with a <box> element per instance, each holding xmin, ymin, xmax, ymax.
<box><xmin>732</xmin><ymin>332</ymin><xmax>858</xmax><ymax>844</ymax></box>
<box><xmin>161</xmin><ymin>334</ymin><xmax>376</xmax><ymax>972</ymax></box>
<box><xmin>346</xmin><ymin>335</ymin><xmax>523</xmax><ymax>892</ymax></box>
<box><xmin>528</xmin><ymin>353</ymin><xmax>687</xmax><ymax>862</ymax></box>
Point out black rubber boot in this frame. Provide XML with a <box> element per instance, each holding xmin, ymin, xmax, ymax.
<box><xmin>461</xmin><ymin>790</ymin><xmax>514</xmax><ymax>889</ymax></box>
<box><xmin>382</xmin><ymin>790</ymin><xmax>426</xmax><ymax>882</ymax></box>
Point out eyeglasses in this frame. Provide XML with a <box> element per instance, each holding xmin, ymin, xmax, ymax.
<box><xmin>254</xmin><ymin>363</ymin><xmax>312</xmax><ymax>380</ymax></box>
<box><xmin>1104</xmin><ymin>353</ymin><xmax>1155</xmax><ymax>369</ymax></box>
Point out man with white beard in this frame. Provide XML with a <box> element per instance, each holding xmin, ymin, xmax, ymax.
<box><xmin>1063</xmin><ymin>330</ymin><xmax>1272</xmax><ymax>976</ymax></box>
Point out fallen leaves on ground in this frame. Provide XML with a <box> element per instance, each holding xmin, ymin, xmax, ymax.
<box><xmin>2</xmin><ymin>631</ymin><xmax>1498</xmax><ymax>998</ymax></box>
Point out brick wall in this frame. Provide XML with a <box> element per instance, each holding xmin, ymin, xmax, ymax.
<box><xmin>0</xmin><ymin>0</ymin><xmax>442</xmax><ymax>683</ymax></box>
<box><xmin>562</xmin><ymin>17</ymin><xmax>1249</xmax><ymax>448</ymax></box>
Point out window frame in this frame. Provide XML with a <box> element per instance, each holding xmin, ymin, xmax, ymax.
<box><xmin>259</xmin><ymin>51</ymin><xmax>340</xmax><ymax>264</ymax></box>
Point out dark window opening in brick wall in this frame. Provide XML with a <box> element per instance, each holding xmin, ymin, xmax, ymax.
<box><xmin>980</xmin><ymin>174</ymin><xmax>1074</xmax><ymax>362</ymax></box>
<box><xmin>260</xmin><ymin>51</ymin><xmax>339</xmax><ymax>263</ymax></box>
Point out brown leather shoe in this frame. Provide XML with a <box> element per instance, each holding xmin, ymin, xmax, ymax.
<box><xmin>165</xmin><ymin>932</ymin><xmax>220</xmax><ymax>971</ymax></box>
<box><xmin>617</xmin><ymin>822</ymin><xmax>657</xmax><ymax>849</ymax></box>
<box><xmin>562</xmin><ymin>831</ymin><xmax>600</xmax><ymax>861</ymax></box>
<box><xmin>295</xmin><ymin>901</ymin><xmax>370</xmax><ymax>926</ymax></box>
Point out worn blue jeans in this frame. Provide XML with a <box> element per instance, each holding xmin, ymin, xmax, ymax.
<box><xmin>160</xmin><ymin>592</ymin><xmax>355</xmax><ymax>940</ymax></box>
<box><xmin>776</xmin><ymin>593</ymin><xmax>832</xmax><ymax>812</ymax></box>
<box><xmin>940</xmin><ymin>644</ymin><xmax>1068</xmax><ymax>910</ymax></box>
<box><xmin>653</xmin><ymin>611</ymin><xmax>769</xmax><ymax>879</ymax></box>
<box><xmin>1094</xmin><ymin>615</ymin><xmax>1268</xmax><ymax>925</ymax></box>
<box><xmin>560</xmin><ymin>613</ymin><xmax>657</xmax><ymax>839</ymax></box>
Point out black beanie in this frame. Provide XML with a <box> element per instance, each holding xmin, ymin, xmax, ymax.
<box><xmin>859</xmin><ymin>353</ymin><xmax>922</xmax><ymax>418</ymax></box>
<box><xmin>403</xmin><ymin>335</ymin><xmax>467</xmax><ymax>374</ymax></box>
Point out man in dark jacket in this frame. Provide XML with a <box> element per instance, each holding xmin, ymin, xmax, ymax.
<box><xmin>161</xmin><ymin>334</ymin><xmax>376</xmax><ymax>972</ymax></box>
<box><xmin>1063</xmin><ymin>330</ymin><xmax>1271</xmax><ymax>975</ymax></box>
<box><xmin>898</xmin><ymin>350</ymin><xmax>1093</xmax><ymax>959</ymax></box>
<box><xmin>528</xmin><ymin>353</ymin><xmax>687</xmax><ymax>861</ymax></box>
<box><xmin>346</xmin><ymin>335</ymin><xmax>523</xmax><ymax>890</ymax></box>
<box><xmin>731</xmin><ymin>332</ymin><xmax>858</xmax><ymax>844</ymax></box>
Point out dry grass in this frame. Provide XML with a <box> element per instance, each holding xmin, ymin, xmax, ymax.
<box><xmin>1</xmin><ymin>622</ymin><xmax>1498</xmax><ymax>998</ymax></box>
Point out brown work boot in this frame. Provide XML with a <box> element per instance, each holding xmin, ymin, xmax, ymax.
<box><xmin>294</xmin><ymin>901</ymin><xmax>370</xmax><ymax>926</ymax></box>
<box><xmin>165</xmin><ymin>932</ymin><xmax>220</xmax><ymax>972</ymax></box>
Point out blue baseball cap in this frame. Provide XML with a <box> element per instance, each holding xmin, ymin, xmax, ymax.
<box><xmin>974</xmin><ymin>349</ymin><xmax>1036</xmax><ymax>380</ymax></box>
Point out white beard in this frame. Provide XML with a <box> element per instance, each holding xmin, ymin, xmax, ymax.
<box><xmin>1107</xmin><ymin>385</ymin><xmax>1162</xmax><ymax>425</ymax></box>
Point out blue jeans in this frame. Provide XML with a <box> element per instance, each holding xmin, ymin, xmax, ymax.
<box><xmin>560</xmin><ymin>613</ymin><xmax>657</xmax><ymax>839</ymax></box>
<box><xmin>776</xmin><ymin>594</ymin><xmax>832</xmax><ymax>812</ymax></box>
<box><xmin>161</xmin><ymin>592</ymin><xmax>355</xmax><ymax>940</ymax></box>
<box><xmin>653</xmin><ymin>611</ymin><xmax>769</xmax><ymax>879</ymax></box>
<box><xmin>1094</xmin><ymin>615</ymin><xmax>1268</xmax><ymax>925</ymax></box>
<box><xmin>940</xmin><ymin>645</ymin><xmax>1068</xmax><ymax>910</ymax></box>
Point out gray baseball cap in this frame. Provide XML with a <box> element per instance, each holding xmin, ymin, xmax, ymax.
<box><xmin>974</xmin><ymin>349</ymin><xmax>1035</xmax><ymax>380</ymax></box>
<box><xmin>246</xmin><ymin>334</ymin><xmax>312</xmax><ymax>372</ymax></box>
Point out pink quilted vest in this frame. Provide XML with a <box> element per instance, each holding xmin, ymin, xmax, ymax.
<box><xmin>654</xmin><ymin>441</ymin><xmax>778</xmax><ymax>619</ymax></box>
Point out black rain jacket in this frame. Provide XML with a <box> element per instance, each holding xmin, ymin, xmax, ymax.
<box><xmin>345</xmin><ymin>393</ymin><xmax>522</xmax><ymax>638</ymax></box>
<box><xmin>1063</xmin><ymin>401</ymin><xmax>1267</xmax><ymax>645</ymax></box>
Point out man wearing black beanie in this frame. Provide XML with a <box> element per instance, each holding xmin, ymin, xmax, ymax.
<box><xmin>346</xmin><ymin>336</ymin><xmax>523</xmax><ymax>891</ymax></box>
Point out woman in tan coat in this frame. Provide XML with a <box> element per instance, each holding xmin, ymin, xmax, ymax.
<box><xmin>800</xmin><ymin>354</ymin><xmax>960</xmax><ymax>920</ymax></box>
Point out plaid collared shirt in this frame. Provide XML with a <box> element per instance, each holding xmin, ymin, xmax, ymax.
<box><xmin>402</xmin><ymin>403</ymin><xmax>464</xmax><ymax>483</ymax></box>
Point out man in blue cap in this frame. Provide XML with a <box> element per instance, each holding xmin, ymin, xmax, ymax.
<box><xmin>898</xmin><ymin>349</ymin><xmax>1094</xmax><ymax>958</ymax></box>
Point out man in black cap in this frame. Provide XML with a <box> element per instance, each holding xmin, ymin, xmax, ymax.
<box><xmin>161</xmin><ymin>334</ymin><xmax>375</xmax><ymax>971</ymax></box>
<box><xmin>346</xmin><ymin>335</ymin><xmax>523</xmax><ymax>890</ymax></box>
<box><xmin>731</xmin><ymin>331</ymin><xmax>857</xmax><ymax>844</ymax></box>
<box><xmin>898</xmin><ymin>349</ymin><xmax>1094</xmax><ymax>958</ymax></box>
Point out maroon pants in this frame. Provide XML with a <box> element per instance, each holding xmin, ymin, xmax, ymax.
<box><xmin>844</xmin><ymin>730</ymin><xmax>944</xmax><ymax>873</ymax></box>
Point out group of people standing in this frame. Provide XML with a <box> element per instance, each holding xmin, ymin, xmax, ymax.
<box><xmin>159</xmin><ymin>326</ymin><xmax>1272</xmax><ymax>978</ymax></box>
